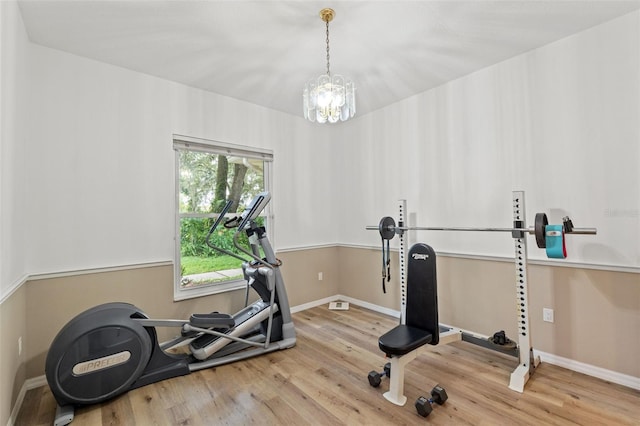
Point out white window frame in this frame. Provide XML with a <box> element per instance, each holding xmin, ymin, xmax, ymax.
<box><xmin>173</xmin><ymin>134</ymin><xmax>273</xmax><ymax>301</ymax></box>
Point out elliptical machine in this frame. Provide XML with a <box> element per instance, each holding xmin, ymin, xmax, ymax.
<box><xmin>45</xmin><ymin>192</ymin><xmax>296</xmax><ymax>426</ymax></box>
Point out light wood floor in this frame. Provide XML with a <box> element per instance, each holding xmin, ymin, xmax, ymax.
<box><xmin>17</xmin><ymin>304</ymin><xmax>640</xmax><ymax>425</ymax></box>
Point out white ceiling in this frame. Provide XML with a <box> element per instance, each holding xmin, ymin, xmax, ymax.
<box><xmin>17</xmin><ymin>0</ymin><xmax>640</xmax><ymax>118</ymax></box>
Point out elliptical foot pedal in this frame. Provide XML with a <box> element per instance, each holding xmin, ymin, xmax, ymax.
<box><xmin>189</xmin><ymin>313</ymin><xmax>235</xmax><ymax>328</ymax></box>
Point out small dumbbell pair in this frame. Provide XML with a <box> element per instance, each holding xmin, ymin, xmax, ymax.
<box><xmin>367</xmin><ymin>362</ymin><xmax>391</xmax><ymax>387</ymax></box>
<box><xmin>415</xmin><ymin>385</ymin><xmax>448</xmax><ymax>417</ymax></box>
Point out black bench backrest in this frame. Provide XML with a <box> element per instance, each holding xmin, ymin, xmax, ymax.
<box><xmin>405</xmin><ymin>243</ymin><xmax>439</xmax><ymax>345</ymax></box>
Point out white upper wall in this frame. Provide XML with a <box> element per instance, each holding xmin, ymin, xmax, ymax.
<box><xmin>0</xmin><ymin>0</ymin><xmax>29</xmax><ymax>298</ymax></box>
<box><xmin>22</xmin><ymin>42</ymin><xmax>335</xmax><ymax>276</ymax></box>
<box><xmin>2</xmin><ymin>6</ymin><xmax>639</xmax><ymax>293</ymax></box>
<box><xmin>341</xmin><ymin>10</ymin><xmax>640</xmax><ymax>270</ymax></box>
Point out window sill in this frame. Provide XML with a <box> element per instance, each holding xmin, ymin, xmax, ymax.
<box><xmin>173</xmin><ymin>278</ymin><xmax>248</xmax><ymax>301</ymax></box>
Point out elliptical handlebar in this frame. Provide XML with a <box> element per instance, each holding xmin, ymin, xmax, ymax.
<box><xmin>206</xmin><ymin>200</ymin><xmax>234</xmax><ymax>236</ymax></box>
<box><xmin>204</xmin><ymin>192</ymin><xmax>274</xmax><ymax>267</ymax></box>
<box><xmin>204</xmin><ymin>199</ymin><xmax>247</xmax><ymax>262</ymax></box>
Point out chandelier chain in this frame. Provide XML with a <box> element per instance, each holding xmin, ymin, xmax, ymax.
<box><xmin>325</xmin><ymin>20</ymin><xmax>330</xmax><ymax>76</ymax></box>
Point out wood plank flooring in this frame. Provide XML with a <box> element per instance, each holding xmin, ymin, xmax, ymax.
<box><xmin>16</xmin><ymin>305</ymin><xmax>640</xmax><ymax>425</ymax></box>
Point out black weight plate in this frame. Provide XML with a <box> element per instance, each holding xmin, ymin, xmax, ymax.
<box><xmin>535</xmin><ymin>213</ymin><xmax>548</xmax><ymax>248</ymax></box>
<box><xmin>379</xmin><ymin>216</ymin><xmax>396</xmax><ymax>240</ymax></box>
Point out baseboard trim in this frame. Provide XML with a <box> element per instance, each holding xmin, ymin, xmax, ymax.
<box><xmin>8</xmin><ymin>375</ymin><xmax>47</xmax><ymax>426</ymax></box>
<box><xmin>291</xmin><ymin>294</ymin><xmax>401</xmax><ymax>319</ymax></box>
<box><xmin>291</xmin><ymin>295</ymin><xmax>340</xmax><ymax>313</ymax></box>
<box><xmin>331</xmin><ymin>295</ymin><xmax>401</xmax><ymax>319</ymax></box>
<box><xmin>534</xmin><ymin>349</ymin><xmax>640</xmax><ymax>391</ymax></box>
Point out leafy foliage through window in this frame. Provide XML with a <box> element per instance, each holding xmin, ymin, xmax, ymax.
<box><xmin>174</xmin><ymin>138</ymin><xmax>272</xmax><ymax>295</ymax></box>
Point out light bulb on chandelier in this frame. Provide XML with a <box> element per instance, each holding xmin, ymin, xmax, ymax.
<box><xmin>303</xmin><ymin>8</ymin><xmax>356</xmax><ymax>123</ymax></box>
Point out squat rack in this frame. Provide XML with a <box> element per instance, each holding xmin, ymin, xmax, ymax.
<box><xmin>366</xmin><ymin>190</ymin><xmax>597</xmax><ymax>392</ymax></box>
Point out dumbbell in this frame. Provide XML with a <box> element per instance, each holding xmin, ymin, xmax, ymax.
<box><xmin>415</xmin><ymin>385</ymin><xmax>448</xmax><ymax>417</ymax></box>
<box><xmin>367</xmin><ymin>362</ymin><xmax>391</xmax><ymax>388</ymax></box>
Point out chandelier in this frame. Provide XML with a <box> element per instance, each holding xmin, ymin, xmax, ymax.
<box><xmin>303</xmin><ymin>8</ymin><xmax>356</xmax><ymax>123</ymax></box>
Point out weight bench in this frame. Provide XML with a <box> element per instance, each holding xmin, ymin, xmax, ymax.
<box><xmin>377</xmin><ymin>243</ymin><xmax>439</xmax><ymax>406</ymax></box>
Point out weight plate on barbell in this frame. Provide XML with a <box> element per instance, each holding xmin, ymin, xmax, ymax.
<box><xmin>534</xmin><ymin>213</ymin><xmax>548</xmax><ymax>249</ymax></box>
<box><xmin>379</xmin><ymin>216</ymin><xmax>396</xmax><ymax>240</ymax></box>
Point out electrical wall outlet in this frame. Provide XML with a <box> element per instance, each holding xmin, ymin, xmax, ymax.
<box><xmin>18</xmin><ymin>336</ymin><xmax>23</xmax><ymax>357</ymax></box>
<box><xmin>318</xmin><ymin>272</ymin><xmax>323</xmax><ymax>281</ymax></box>
<box><xmin>543</xmin><ymin>308</ymin><xmax>554</xmax><ymax>323</ymax></box>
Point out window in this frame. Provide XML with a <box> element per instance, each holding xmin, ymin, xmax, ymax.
<box><xmin>173</xmin><ymin>135</ymin><xmax>273</xmax><ymax>300</ymax></box>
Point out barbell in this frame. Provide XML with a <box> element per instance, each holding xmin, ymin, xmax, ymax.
<box><xmin>367</xmin><ymin>213</ymin><xmax>596</xmax><ymax>249</ymax></box>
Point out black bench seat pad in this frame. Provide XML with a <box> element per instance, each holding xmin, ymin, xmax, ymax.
<box><xmin>378</xmin><ymin>324</ymin><xmax>433</xmax><ymax>356</ymax></box>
